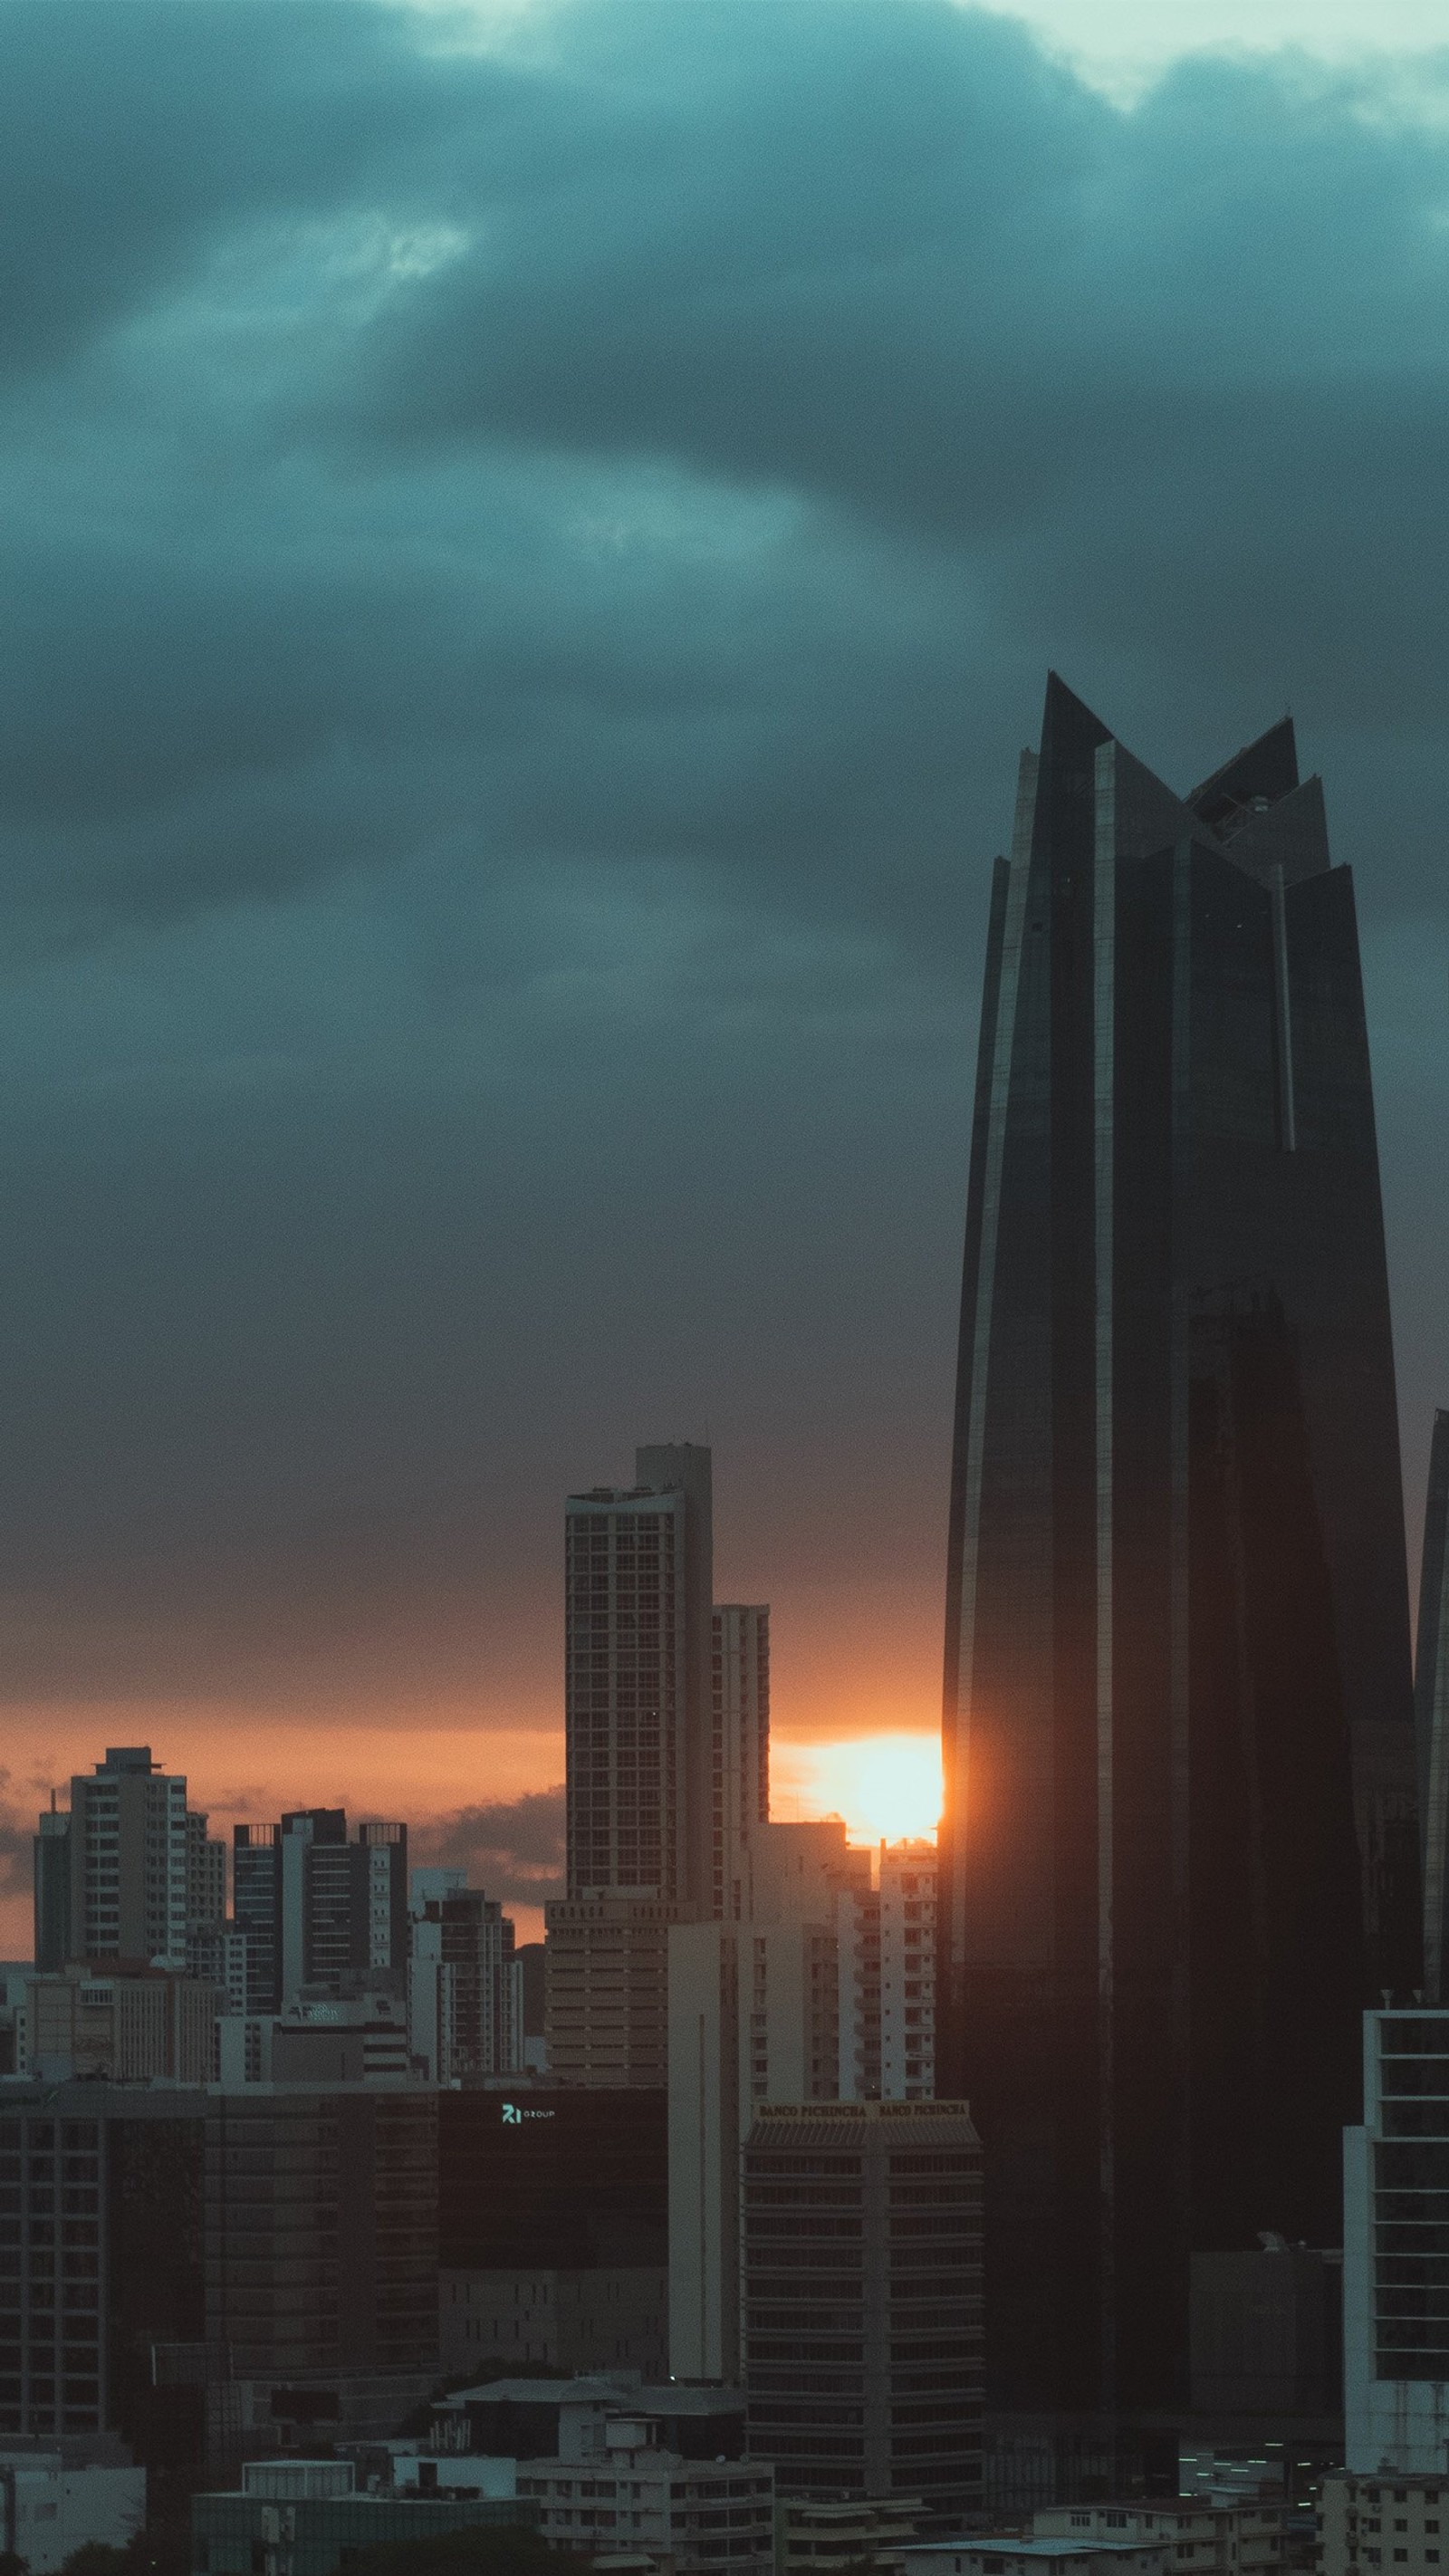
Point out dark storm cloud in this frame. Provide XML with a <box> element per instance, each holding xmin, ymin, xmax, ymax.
<box><xmin>2</xmin><ymin>0</ymin><xmax>1447</xmax><ymax>1710</ymax></box>
<box><xmin>416</xmin><ymin>1788</ymin><xmax>565</xmax><ymax>1908</ymax></box>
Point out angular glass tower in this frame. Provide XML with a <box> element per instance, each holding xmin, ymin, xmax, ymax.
<box><xmin>937</xmin><ymin>677</ymin><xmax>1420</xmax><ymax>2410</ymax></box>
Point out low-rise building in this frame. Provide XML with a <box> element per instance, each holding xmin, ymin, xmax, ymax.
<box><xmin>904</xmin><ymin>2543</ymin><xmax>1167</xmax><ymax>2576</ymax></box>
<box><xmin>1036</xmin><ymin>2499</ymin><xmax>1285</xmax><ymax>2576</ymax></box>
<box><xmin>516</xmin><ymin>2445</ymin><xmax>772</xmax><ymax>2574</ymax></box>
<box><xmin>1318</xmin><ymin>2474</ymin><xmax>1449</xmax><ymax>2576</ymax></box>
<box><xmin>0</xmin><ymin>2451</ymin><xmax>146</xmax><ymax>2575</ymax></box>
<box><xmin>427</xmin><ymin>2374</ymin><xmax>768</xmax><ymax>2576</ymax></box>
<box><xmin>193</xmin><ymin>2457</ymin><xmax>535</xmax><ymax>2576</ymax></box>
<box><xmin>777</xmin><ymin>2491</ymin><xmax>926</xmax><ymax>2576</ymax></box>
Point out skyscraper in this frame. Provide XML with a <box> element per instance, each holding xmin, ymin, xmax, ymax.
<box><xmin>938</xmin><ymin>677</ymin><xmax>1419</xmax><ymax>2408</ymax></box>
<box><xmin>43</xmin><ymin>1748</ymin><xmax>196</xmax><ymax>1971</ymax></box>
<box><xmin>1417</xmin><ymin>1412</ymin><xmax>1449</xmax><ymax>2002</ymax></box>
<box><xmin>712</xmin><ymin>1604</ymin><xmax>771</xmax><ymax>1920</ymax></box>
<box><xmin>227</xmin><ymin>1810</ymin><xmax>408</xmax><ymax>2014</ymax></box>
<box><xmin>741</xmin><ymin>2099</ymin><xmax>984</xmax><ymax>2517</ymax></box>
<box><xmin>547</xmin><ymin>1443</ymin><xmax>715</xmax><ymax>2085</ymax></box>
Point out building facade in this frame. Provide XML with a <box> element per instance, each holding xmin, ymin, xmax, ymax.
<box><xmin>227</xmin><ymin>1813</ymin><xmax>407</xmax><ymax>2015</ymax></box>
<box><xmin>838</xmin><ymin>1842</ymin><xmax>936</xmax><ymax>2100</ymax></box>
<box><xmin>712</xmin><ymin>1604</ymin><xmax>771</xmax><ymax>1921</ymax></box>
<box><xmin>26</xmin><ymin>1965</ymin><xmax>217</xmax><ymax>2084</ymax></box>
<box><xmin>667</xmin><ymin>1824</ymin><xmax>857</xmax><ymax>2385</ymax></box>
<box><xmin>1418</xmin><ymin>1414</ymin><xmax>1449</xmax><ymax>2004</ymax></box>
<box><xmin>438</xmin><ymin>2088</ymin><xmax>667</xmax><ymax>2378</ymax></box>
<box><xmin>1318</xmin><ymin>2472</ymin><xmax>1449</xmax><ymax>2576</ymax></box>
<box><xmin>939</xmin><ymin>678</ymin><xmax>1419</xmax><ymax>2408</ymax></box>
<box><xmin>204</xmin><ymin>2089</ymin><xmax>437</xmax><ymax>2399</ymax></box>
<box><xmin>408</xmin><ymin>1874</ymin><xmax>522</xmax><ymax>2082</ymax></box>
<box><xmin>562</xmin><ymin>1445</ymin><xmax>714</xmax><ymax>1908</ymax></box>
<box><xmin>547</xmin><ymin>1446</ymin><xmax>715</xmax><ymax>2088</ymax></box>
<box><xmin>742</xmin><ymin>2099</ymin><xmax>984</xmax><ymax>2518</ymax></box>
<box><xmin>38</xmin><ymin>1749</ymin><xmax>195</xmax><ymax>1971</ymax></box>
<box><xmin>1345</xmin><ymin>2009</ymin><xmax>1449</xmax><ymax>2473</ymax></box>
<box><xmin>0</xmin><ymin>2086</ymin><xmax>207</xmax><ymax>2462</ymax></box>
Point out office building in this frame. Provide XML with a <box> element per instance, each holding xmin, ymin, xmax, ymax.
<box><xmin>1418</xmin><ymin>1412</ymin><xmax>1449</xmax><ymax>2002</ymax></box>
<box><xmin>939</xmin><ymin>678</ymin><xmax>1419</xmax><ymax>2408</ymax></box>
<box><xmin>438</xmin><ymin>2089</ymin><xmax>667</xmax><ymax>2378</ymax></box>
<box><xmin>204</xmin><ymin>2086</ymin><xmax>438</xmax><ymax>2457</ymax></box>
<box><xmin>1345</xmin><ymin>2008</ymin><xmax>1449</xmax><ymax>2472</ymax></box>
<box><xmin>0</xmin><ymin>2086</ymin><xmax>208</xmax><ymax>2464</ymax></box>
<box><xmin>408</xmin><ymin>1872</ymin><xmax>523</xmax><ymax>2083</ymax></box>
<box><xmin>26</xmin><ymin>1964</ymin><xmax>218</xmax><ymax>2084</ymax></box>
<box><xmin>838</xmin><ymin>1841</ymin><xmax>936</xmax><ymax>2100</ymax></box>
<box><xmin>1319</xmin><ymin>2473</ymin><xmax>1449</xmax><ymax>2576</ymax></box>
<box><xmin>742</xmin><ymin>2099</ymin><xmax>983</xmax><ymax>2517</ymax></box>
<box><xmin>712</xmin><ymin>1604</ymin><xmax>771</xmax><ymax>1921</ymax></box>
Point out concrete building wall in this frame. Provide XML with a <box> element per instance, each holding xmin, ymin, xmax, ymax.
<box><xmin>439</xmin><ymin>2267</ymin><xmax>667</xmax><ymax>2378</ymax></box>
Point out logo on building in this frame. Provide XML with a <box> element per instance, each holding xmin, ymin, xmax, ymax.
<box><xmin>501</xmin><ymin>2102</ymin><xmax>554</xmax><ymax>2124</ymax></box>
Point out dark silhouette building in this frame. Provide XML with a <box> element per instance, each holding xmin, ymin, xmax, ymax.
<box><xmin>937</xmin><ymin>676</ymin><xmax>1419</xmax><ymax>2411</ymax></box>
<box><xmin>1417</xmin><ymin>1411</ymin><xmax>1449</xmax><ymax>2001</ymax></box>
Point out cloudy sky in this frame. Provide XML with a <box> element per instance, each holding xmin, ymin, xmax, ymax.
<box><xmin>3</xmin><ymin>0</ymin><xmax>1448</xmax><ymax>1946</ymax></box>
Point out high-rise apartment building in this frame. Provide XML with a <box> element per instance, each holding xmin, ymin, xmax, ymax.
<box><xmin>33</xmin><ymin>1809</ymin><xmax>71</xmax><ymax>1974</ymax></box>
<box><xmin>50</xmin><ymin>1749</ymin><xmax>193</xmax><ymax>1970</ymax></box>
<box><xmin>226</xmin><ymin>1811</ymin><xmax>407</xmax><ymax>2013</ymax></box>
<box><xmin>547</xmin><ymin>1443</ymin><xmax>715</xmax><ymax>2085</ymax></box>
<box><xmin>668</xmin><ymin>1821</ymin><xmax>901</xmax><ymax>2384</ymax></box>
<box><xmin>838</xmin><ymin>1841</ymin><xmax>936</xmax><ymax>2100</ymax></box>
<box><xmin>1417</xmin><ymin>1413</ymin><xmax>1449</xmax><ymax>2002</ymax></box>
<box><xmin>742</xmin><ymin>2099</ymin><xmax>984</xmax><ymax>2518</ymax></box>
<box><xmin>408</xmin><ymin>1870</ymin><xmax>523</xmax><ymax>2081</ymax></box>
<box><xmin>186</xmin><ymin>1811</ymin><xmax>226</xmax><ymax>1929</ymax></box>
<box><xmin>939</xmin><ymin>678</ymin><xmax>1420</xmax><ymax>2408</ymax></box>
<box><xmin>561</xmin><ymin>1445</ymin><xmax>713</xmax><ymax>1904</ymax></box>
<box><xmin>712</xmin><ymin>1605</ymin><xmax>770</xmax><ymax>1920</ymax></box>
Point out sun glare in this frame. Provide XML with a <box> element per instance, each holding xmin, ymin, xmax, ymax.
<box><xmin>773</xmin><ymin>1731</ymin><xmax>943</xmax><ymax>1847</ymax></box>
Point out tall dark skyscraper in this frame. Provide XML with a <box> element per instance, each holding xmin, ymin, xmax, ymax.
<box><xmin>937</xmin><ymin>677</ymin><xmax>1420</xmax><ymax>2410</ymax></box>
<box><xmin>1417</xmin><ymin>1411</ymin><xmax>1449</xmax><ymax>2001</ymax></box>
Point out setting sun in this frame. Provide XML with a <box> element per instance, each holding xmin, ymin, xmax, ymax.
<box><xmin>772</xmin><ymin>1730</ymin><xmax>943</xmax><ymax>1846</ymax></box>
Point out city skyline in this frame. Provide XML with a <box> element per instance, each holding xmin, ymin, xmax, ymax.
<box><xmin>3</xmin><ymin>2</ymin><xmax>1449</xmax><ymax>1978</ymax></box>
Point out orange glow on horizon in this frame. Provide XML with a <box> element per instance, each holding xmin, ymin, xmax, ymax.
<box><xmin>771</xmin><ymin>1730</ymin><xmax>942</xmax><ymax>1848</ymax></box>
